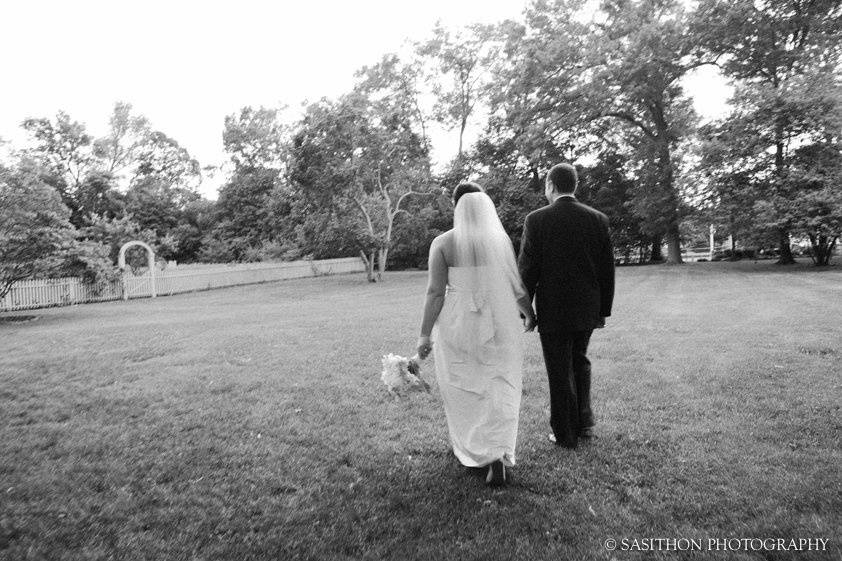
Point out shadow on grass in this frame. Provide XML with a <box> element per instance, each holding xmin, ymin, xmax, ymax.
<box><xmin>0</xmin><ymin>314</ymin><xmax>39</xmax><ymax>324</ymax></box>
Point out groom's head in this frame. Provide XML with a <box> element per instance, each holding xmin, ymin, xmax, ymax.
<box><xmin>546</xmin><ymin>163</ymin><xmax>578</xmax><ymax>201</ymax></box>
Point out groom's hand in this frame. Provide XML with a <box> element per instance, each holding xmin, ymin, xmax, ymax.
<box><xmin>523</xmin><ymin>314</ymin><xmax>537</xmax><ymax>332</ymax></box>
<box><xmin>596</xmin><ymin>317</ymin><xmax>606</xmax><ymax>329</ymax></box>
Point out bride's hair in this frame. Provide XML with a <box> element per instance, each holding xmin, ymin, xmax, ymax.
<box><xmin>452</xmin><ymin>181</ymin><xmax>483</xmax><ymax>207</ymax></box>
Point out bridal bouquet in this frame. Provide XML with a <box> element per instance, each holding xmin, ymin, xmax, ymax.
<box><xmin>380</xmin><ymin>353</ymin><xmax>431</xmax><ymax>397</ymax></box>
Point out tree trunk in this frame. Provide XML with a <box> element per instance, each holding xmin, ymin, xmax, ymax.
<box><xmin>655</xmin><ymin>137</ymin><xmax>682</xmax><ymax>265</ymax></box>
<box><xmin>360</xmin><ymin>250</ymin><xmax>376</xmax><ymax>282</ymax></box>
<box><xmin>665</xmin><ymin>225</ymin><xmax>683</xmax><ymax>264</ymax></box>
<box><xmin>776</xmin><ymin>230</ymin><xmax>795</xmax><ymax>265</ymax></box>
<box><xmin>825</xmin><ymin>236</ymin><xmax>838</xmax><ymax>266</ymax></box>
<box><xmin>457</xmin><ymin>115</ymin><xmax>468</xmax><ymax>161</ymax></box>
<box><xmin>772</xmin><ymin>115</ymin><xmax>795</xmax><ymax>265</ymax></box>
<box><xmin>650</xmin><ymin>235</ymin><xmax>664</xmax><ymax>262</ymax></box>
<box><xmin>809</xmin><ymin>233</ymin><xmax>838</xmax><ymax>266</ymax></box>
<box><xmin>377</xmin><ymin>247</ymin><xmax>388</xmax><ymax>281</ymax></box>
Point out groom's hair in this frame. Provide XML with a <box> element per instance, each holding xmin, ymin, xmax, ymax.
<box><xmin>547</xmin><ymin>163</ymin><xmax>578</xmax><ymax>194</ymax></box>
<box><xmin>452</xmin><ymin>181</ymin><xmax>483</xmax><ymax>207</ymax></box>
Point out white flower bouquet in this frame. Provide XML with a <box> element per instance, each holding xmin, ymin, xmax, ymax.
<box><xmin>380</xmin><ymin>353</ymin><xmax>431</xmax><ymax>397</ymax></box>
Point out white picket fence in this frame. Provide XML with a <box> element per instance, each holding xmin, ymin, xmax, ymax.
<box><xmin>1</xmin><ymin>257</ymin><xmax>365</xmax><ymax>312</ymax></box>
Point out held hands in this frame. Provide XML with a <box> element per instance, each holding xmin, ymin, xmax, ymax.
<box><xmin>523</xmin><ymin>312</ymin><xmax>537</xmax><ymax>332</ymax></box>
<box><xmin>420</xmin><ymin>309</ymin><xmax>537</xmax><ymax>355</ymax></box>
<box><xmin>416</xmin><ymin>336</ymin><xmax>433</xmax><ymax>360</ymax></box>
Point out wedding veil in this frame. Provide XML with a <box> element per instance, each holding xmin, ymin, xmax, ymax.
<box><xmin>452</xmin><ymin>192</ymin><xmax>527</xmax><ymax>308</ymax></box>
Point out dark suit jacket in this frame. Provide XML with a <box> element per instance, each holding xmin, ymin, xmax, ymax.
<box><xmin>518</xmin><ymin>196</ymin><xmax>615</xmax><ymax>332</ymax></box>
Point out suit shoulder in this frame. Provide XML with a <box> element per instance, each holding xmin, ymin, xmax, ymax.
<box><xmin>576</xmin><ymin>201</ymin><xmax>609</xmax><ymax>223</ymax></box>
<box><xmin>526</xmin><ymin>204</ymin><xmax>553</xmax><ymax>222</ymax></box>
<box><xmin>594</xmin><ymin>208</ymin><xmax>610</xmax><ymax>225</ymax></box>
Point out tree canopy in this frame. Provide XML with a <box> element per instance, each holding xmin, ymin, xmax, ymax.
<box><xmin>2</xmin><ymin>0</ymin><xmax>840</xmax><ymax>293</ymax></box>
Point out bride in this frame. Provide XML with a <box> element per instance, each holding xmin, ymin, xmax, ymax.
<box><xmin>416</xmin><ymin>182</ymin><xmax>536</xmax><ymax>487</ymax></box>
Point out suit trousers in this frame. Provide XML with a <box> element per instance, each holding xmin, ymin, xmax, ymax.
<box><xmin>539</xmin><ymin>330</ymin><xmax>594</xmax><ymax>448</ymax></box>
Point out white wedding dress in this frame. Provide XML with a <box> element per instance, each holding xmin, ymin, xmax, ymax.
<box><xmin>433</xmin><ymin>265</ymin><xmax>524</xmax><ymax>468</ymax></box>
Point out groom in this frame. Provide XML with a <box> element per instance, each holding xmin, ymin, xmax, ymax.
<box><xmin>518</xmin><ymin>163</ymin><xmax>615</xmax><ymax>449</ymax></box>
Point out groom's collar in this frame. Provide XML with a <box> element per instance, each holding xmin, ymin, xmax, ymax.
<box><xmin>553</xmin><ymin>193</ymin><xmax>577</xmax><ymax>204</ymax></box>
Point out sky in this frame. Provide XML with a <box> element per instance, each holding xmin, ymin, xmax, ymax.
<box><xmin>0</xmin><ymin>0</ymin><xmax>732</xmax><ymax>199</ymax></box>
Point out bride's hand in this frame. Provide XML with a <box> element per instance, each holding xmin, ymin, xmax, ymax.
<box><xmin>523</xmin><ymin>313</ymin><xmax>537</xmax><ymax>332</ymax></box>
<box><xmin>417</xmin><ymin>336</ymin><xmax>433</xmax><ymax>360</ymax></box>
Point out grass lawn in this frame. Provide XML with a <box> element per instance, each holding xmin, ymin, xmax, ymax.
<box><xmin>1</xmin><ymin>260</ymin><xmax>840</xmax><ymax>560</ymax></box>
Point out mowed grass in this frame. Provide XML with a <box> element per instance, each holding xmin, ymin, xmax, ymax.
<box><xmin>1</xmin><ymin>261</ymin><xmax>840</xmax><ymax>561</ymax></box>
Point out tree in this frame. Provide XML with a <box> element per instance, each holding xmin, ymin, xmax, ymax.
<box><xmin>0</xmin><ymin>166</ymin><xmax>77</xmax><ymax>301</ymax></box>
<box><xmin>22</xmin><ymin>106</ymin><xmax>203</xmax><ymax>237</ymax></box>
<box><xmin>209</xmin><ymin>168</ymin><xmax>281</xmax><ymax>260</ymax></box>
<box><xmin>699</xmin><ymin>74</ymin><xmax>842</xmax><ymax>262</ymax></box>
<box><xmin>93</xmin><ymin>102</ymin><xmax>151</xmax><ymax>176</ymax></box>
<box><xmin>783</xmin><ymin>142</ymin><xmax>842</xmax><ymax>265</ymax></box>
<box><xmin>388</xmin><ymin>198</ymin><xmax>450</xmax><ymax>269</ymax></box>
<box><xmin>133</xmin><ymin>131</ymin><xmax>202</xmax><ymax>190</ymax></box>
<box><xmin>355</xmin><ymin>53</ymin><xmax>431</xmax><ymax>150</ymax></box>
<box><xmin>289</xmin><ymin>91</ymin><xmax>434</xmax><ymax>281</ymax></box>
<box><xmin>75</xmin><ymin>171</ymin><xmax>125</xmax><ymax>223</ymax></box>
<box><xmin>123</xmin><ymin>176</ymin><xmax>200</xmax><ymax>246</ymax></box>
<box><xmin>21</xmin><ymin>111</ymin><xmax>95</xmax><ymax>192</ymax></box>
<box><xmin>291</xmin><ymin>202</ymin><xmax>379</xmax><ymax>265</ymax></box>
<box><xmin>417</xmin><ymin>22</ymin><xmax>500</xmax><ymax>162</ymax></box>
<box><xmin>579</xmin><ymin>152</ymin><xmax>650</xmax><ymax>263</ymax></box>
<box><xmin>493</xmin><ymin>0</ymin><xmax>707</xmax><ymax>263</ymax></box>
<box><xmin>168</xmin><ymin>198</ymin><xmax>216</xmax><ymax>263</ymax></box>
<box><xmin>197</xmin><ymin>105</ymin><xmax>295</xmax><ymax>263</ymax></box>
<box><xmin>21</xmin><ymin>112</ymin><xmax>97</xmax><ymax>227</ymax></box>
<box><xmin>55</xmin><ymin>240</ymin><xmax>120</xmax><ymax>287</ymax></box>
<box><xmin>695</xmin><ymin>0</ymin><xmax>842</xmax><ymax>263</ymax></box>
<box><xmin>222</xmin><ymin>106</ymin><xmax>289</xmax><ymax>173</ymax></box>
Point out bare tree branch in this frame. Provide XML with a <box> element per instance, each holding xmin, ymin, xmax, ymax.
<box><xmin>351</xmin><ymin>195</ymin><xmax>376</xmax><ymax>236</ymax></box>
<box><xmin>393</xmin><ymin>189</ymin><xmax>435</xmax><ymax>219</ymax></box>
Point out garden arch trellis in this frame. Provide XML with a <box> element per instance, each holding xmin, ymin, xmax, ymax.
<box><xmin>118</xmin><ymin>240</ymin><xmax>156</xmax><ymax>300</ymax></box>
